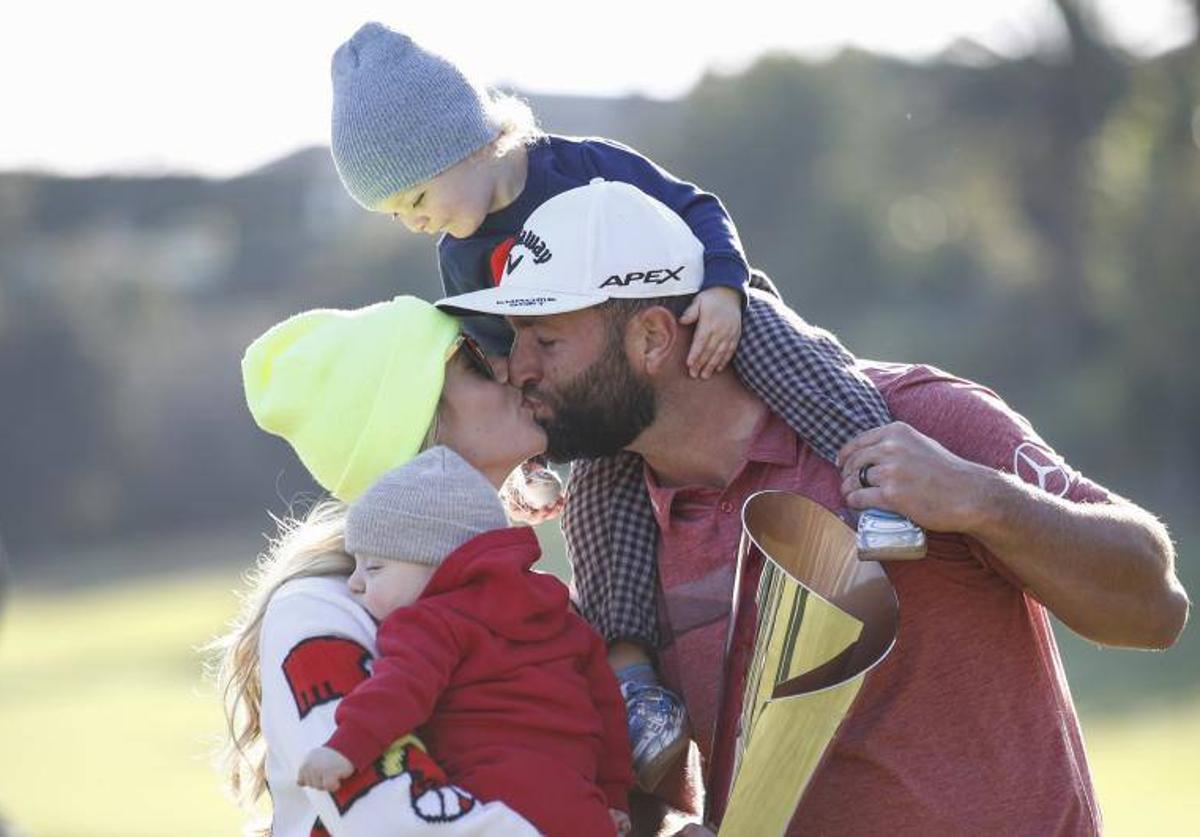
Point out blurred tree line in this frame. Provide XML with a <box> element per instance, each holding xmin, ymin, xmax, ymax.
<box><xmin>0</xmin><ymin>0</ymin><xmax>1196</xmax><ymax>558</ymax></box>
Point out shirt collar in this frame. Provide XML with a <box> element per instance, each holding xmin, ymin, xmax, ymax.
<box><xmin>643</xmin><ymin>407</ymin><xmax>799</xmax><ymax>530</ymax></box>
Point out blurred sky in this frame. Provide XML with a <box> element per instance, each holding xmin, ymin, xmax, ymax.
<box><xmin>1</xmin><ymin>0</ymin><xmax>1194</xmax><ymax>178</ymax></box>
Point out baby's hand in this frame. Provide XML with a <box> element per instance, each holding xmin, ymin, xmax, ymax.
<box><xmin>500</xmin><ymin>459</ymin><xmax>566</xmax><ymax>525</ymax></box>
<box><xmin>679</xmin><ymin>286</ymin><xmax>743</xmax><ymax>379</ymax></box>
<box><xmin>297</xmin><ymin>746</ymin><xmax>354</xmax><ymax>792</ymax></box>
<box><xmin>609</xmin><ymin>808</ymin><xmax>632</xmax><ymax>836</ymax></box>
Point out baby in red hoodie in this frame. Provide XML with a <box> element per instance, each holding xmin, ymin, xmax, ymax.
<box><xmin>297</xmin><ymin>445</ymin><xmax>634</xmax><ymax>836</ymax></box>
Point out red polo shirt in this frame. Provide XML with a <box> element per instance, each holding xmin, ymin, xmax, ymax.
<box><xmin>646</xmin><ymin>362</ymin><xmax>1106</xmax><ymax>836</ymax></box>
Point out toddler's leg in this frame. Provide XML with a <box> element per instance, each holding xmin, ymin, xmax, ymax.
<box><xmin>562</xmin><ymin>452</ymin><xmax>659</xmax><ymax>646</ymax></box>
<box><xmin>735</xmin><ymin>273</ymin><xmax>926</xmax><ymax>559</ymax></box>
<box><xmin>562</xmin><ymin>453</ymin><xmax>690</xmax><ymax>791</ymax></box>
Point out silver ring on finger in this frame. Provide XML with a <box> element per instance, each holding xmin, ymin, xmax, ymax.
<box><xmin>858</xmin><ymin>464</ymin><xmax>874</xmax><ymax>489</ymax></box>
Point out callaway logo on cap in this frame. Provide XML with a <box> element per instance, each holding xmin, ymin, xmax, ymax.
<box><xmin>435</xmin><ymin>179</ymin><xmax>704</xmax><ymax>317</ymax></box>
<box><xmin>505</xmin><ymin>228</ymin><xmax>553</xmax><ymax>275</ymax></box>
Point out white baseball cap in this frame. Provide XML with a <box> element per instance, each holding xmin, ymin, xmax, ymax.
<box><xmin>435</xmin><ymin>179</ymin><xmax>704</xmax><ymax>317</ymax></box>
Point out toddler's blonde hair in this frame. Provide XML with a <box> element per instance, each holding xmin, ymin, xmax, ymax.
<box><xmin>485</xmin><ymin>91</ymin><xmax>542</xmax><ymax>159</ymax></box>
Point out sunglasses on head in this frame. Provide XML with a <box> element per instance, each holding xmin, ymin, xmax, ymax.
<box><xmin>448</xmin><ymin>332</ymin><xmax>495</xmax><ymax>381</ymax></box>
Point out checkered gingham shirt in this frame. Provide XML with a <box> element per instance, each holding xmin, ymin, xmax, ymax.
<box><xmin>562</xmin><ymin>277</ymin><xmax>893</xmax><ymax>648</ymax></box>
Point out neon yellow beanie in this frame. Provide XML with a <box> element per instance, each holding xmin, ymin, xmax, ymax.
<box><xmin>242</xmin><ymin>296</ymin><xmax>460</xmax><ymax>502</ymax></box>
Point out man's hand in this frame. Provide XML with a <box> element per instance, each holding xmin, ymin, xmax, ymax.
<box><xmin>680</xmin><ymin>286</ymin><xmax>743</xmax><ymax>379</ymax></box>
<box><xmin>837</xmin><ymin>421</ymin><xmax>989</xmax><ymax>532</ymax></box>
<box><xmin>297</xmin><ymin>746</ymin><xmax>354</xmax><ymax>792</ymax></box>
<box><xmin>837</xmin><ymin>423</ymin><xmax>1187</xmax><ymax>649</ymax></box>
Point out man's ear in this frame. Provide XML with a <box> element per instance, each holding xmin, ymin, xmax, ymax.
<box><xmin>626</xmin><ymin>306</ymin><xmax>682</xmax><ymax>376</ymax></box>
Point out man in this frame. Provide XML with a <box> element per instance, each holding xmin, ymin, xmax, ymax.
<box><xmin>438</xmin><ymin>181</ymin><xmax>1189</xmax><ymax>835</ymax></box>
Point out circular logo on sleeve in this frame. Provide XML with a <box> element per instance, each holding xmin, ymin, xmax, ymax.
<box><xmin>1012</xmin><ymin>442</ymin><xmax>1071</xmax><ymax>496</ymax></box>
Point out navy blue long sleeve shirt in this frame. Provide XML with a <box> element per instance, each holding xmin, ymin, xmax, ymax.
<box><xmin>438</xmin><ymin>134</ymin><xmax>749</xmax><ymax>355</ymax></box>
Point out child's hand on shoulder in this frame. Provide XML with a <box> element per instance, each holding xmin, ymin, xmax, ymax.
<box><xmin>609</xmin><ymin>808</ymin><xmax>632</xmax><ymax>835</ymax></box>
<box><xmin>297</xmin><ymin>746</ymin><xmax>354</xmax><ymax>792</ymax></box>
<box><xmin>680</xmin><ymin>286</ymin><xmax>742</xmax><ymax>379</ymax></box>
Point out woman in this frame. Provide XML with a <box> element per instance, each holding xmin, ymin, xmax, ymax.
<box><xmin>210</xmin><ymin>297</ymin><xmax>551</xmax><ymax>836</ymax></box>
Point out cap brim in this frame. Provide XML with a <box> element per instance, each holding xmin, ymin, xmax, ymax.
<box><xmin>435</xmin><ymin>287</ymin><xmax>608</xmax><ymax>317</ymax></box>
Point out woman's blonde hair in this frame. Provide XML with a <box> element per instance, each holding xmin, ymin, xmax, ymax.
<box><xmin>207</xmin><ymin>386</ymin><xmax>451</xmax><ymax>827</ymax></box>
<box><xmin>206</xmin><ymin>500</ymin><xmax>354</xmax><ymax>824</ymax></box>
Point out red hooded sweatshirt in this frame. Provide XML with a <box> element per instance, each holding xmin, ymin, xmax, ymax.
<box><xmin>326</xmin><ymin>526</ymin><xmax>633</xmax><ymax>836</ymax></box>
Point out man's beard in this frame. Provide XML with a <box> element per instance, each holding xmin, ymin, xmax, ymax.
<box><xmin>525</xmin><ymin>336</ymin><xmax>656</xmax><ymax>463</ymax></box>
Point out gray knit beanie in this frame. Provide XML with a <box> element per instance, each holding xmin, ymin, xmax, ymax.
<box><xmin>330</xmin><ymin>22</ymin><xmax>502</xmax><ymax>210</ymax></box>
<box><xmin>345</xmin><ymin>446</ymin><xmax>508</xmax><ymax>566</ymax></box>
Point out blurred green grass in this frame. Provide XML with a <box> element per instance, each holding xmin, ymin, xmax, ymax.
<box><xmin>0</xmin><ymin>572</ymin><xmax>245</xmax><ymax>837</ymax></box>
<box><xmin>0</xmin><ymin>529</ymin><xmax>1194</xmax><ymax>836</ymax></box>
